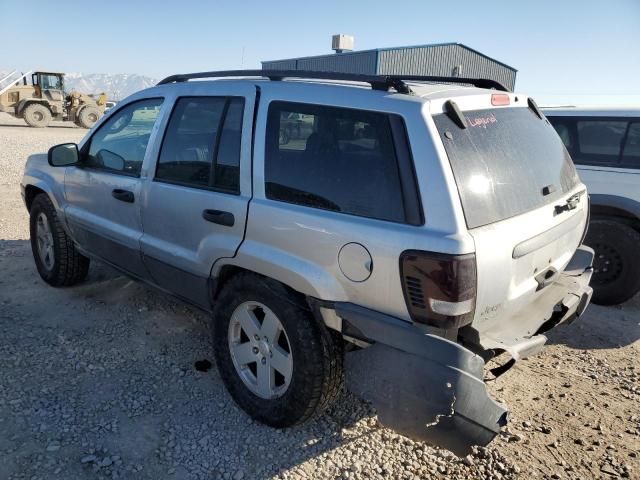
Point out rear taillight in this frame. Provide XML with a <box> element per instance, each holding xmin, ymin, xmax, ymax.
<box><xmin>400</xmin><ymin>251</ymin><xmax>477</xmax><ymax>330</ymax></box>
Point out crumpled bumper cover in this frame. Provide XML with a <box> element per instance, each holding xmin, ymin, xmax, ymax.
<box><xmin>336</xmin><ymin>303</ymin><xmax>508</xmax><ymax>456</ymax></box>
<box><xmin>335</xmin><ymin>246</ymin><xmax>595</xmax><ymax>455</ymax></box>
<box><xmin>468</xmin><ymin>245</ymin><xmax>594</xmax><ymax>371</ymax></box>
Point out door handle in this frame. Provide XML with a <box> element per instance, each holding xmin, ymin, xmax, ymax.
<box><xmin>112</xmin><ymin>189</ymin><xmax>134</xmax><ymax>203</ymax></box>
<box><xmin>202</xmin><ymin>209</ymin><xmax>234</xmax><ymax>227</ymax></box>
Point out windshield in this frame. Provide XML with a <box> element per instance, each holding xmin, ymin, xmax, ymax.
<box><xmin>40</xmin><ymin>74</ymin><xmax>63</xmax><ymax>90</ymax></box>
<box><xmin>433</xmin><ymin>106</ymin><xmax>580</xmax><ymax>229</ymax></box>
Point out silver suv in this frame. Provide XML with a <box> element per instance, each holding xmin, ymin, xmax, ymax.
<box><xmin>21</xmin><ymin>70</ymin><xmax>593</xmax><ymax>455</ymax></box>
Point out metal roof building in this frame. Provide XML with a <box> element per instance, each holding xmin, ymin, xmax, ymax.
<box><xmin>262</xmin><ymin>42</ymin><xmax>517</xmax><ymax>91</ymax></box>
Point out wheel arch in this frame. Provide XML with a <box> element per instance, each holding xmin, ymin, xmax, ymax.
<box><xmin>24</xmin><ymin>184</ymin><xmax>47</xmax><ymax>212</ymax></box>
<box><xmin>22</xmin><ymin>176</ymin><xmax>65</xmax><ymax>219</ymax></box>
<box><xmin>590</xmin><ymin>194</ymin><xmax>640</xmax><ymax>231</ymax></box>
<box><xmin>209</xmin><ymin>244</ymin><xmax>350</xmax><ymax>307</ymax></box>
<box><xmin>210</xmin><ymin>264</ymin><xmax>310</xmax><ymax>310</ymax></box>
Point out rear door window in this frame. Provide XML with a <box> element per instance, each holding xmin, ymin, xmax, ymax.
<box><xmin>547</xmin><ymin>116</ymin><xmax>637</xmax><ymax>167</ymax></box>
<box><xmin>156</xmin><ymin>97</ymin><xmax>244</xmax><ymax>192</ymax></box>
<box><xmin>434</xmin><ymin>107</ymin><xmax>580</xmax><ymax>229</ymax></box>
<box><xmin>577</xmin><ymin>120</ymin><xmax>627</xmax><ymax>166</ymax></box>
<box><xmin>265</xmin><ymin>102</ymin><xmax>410</xmax><ymax>224</ymax></box>
<box><xmin>622</xmin><ymin>122</ymin><xmax>640</xmax><ymax>168</ymax></box>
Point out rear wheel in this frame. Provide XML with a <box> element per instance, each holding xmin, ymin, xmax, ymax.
<box><xmin>212</xmin><ymin>273</ymin><xmax>343</xmax><ymax>427</ymax></box>
<box><xmin>29</xmin><ymin>194</ymin><xmax>90</xmax><ymax>286</ymax></box>
<box><xmin>23</xmin><ymin>103</ymin><xmax>52</xmax><ymax>128</ymax></box>
<box><xmin>77</xmin><ymin>106</ymin><xmax>100</xmax><ymax>129</ymax></box>
<box><xmin>585</xmin><ymin>218</ymin><xmax>640</xmax><ymax>305</ymax></box>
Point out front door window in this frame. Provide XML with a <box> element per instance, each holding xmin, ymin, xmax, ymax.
<box><xmin>84</xmin><ymin>98</ymin><xmax>163</xmax><ymax>175</ymax></box>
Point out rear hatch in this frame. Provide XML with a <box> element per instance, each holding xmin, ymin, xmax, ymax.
<box><xmin>431</xmin><ymin>96</ymin><xmax>588</xmax><ymax>350</ymax></box>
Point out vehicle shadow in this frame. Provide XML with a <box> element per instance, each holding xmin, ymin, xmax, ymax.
<box><xmin>0</xmin><ymin>239</ymin><xmax>375</xmax><ymax>479</ymax></box>
<box><xmin>547</xmin><ymin>295</ymin><xmax>640</xmax><ymax>350</ymax></box>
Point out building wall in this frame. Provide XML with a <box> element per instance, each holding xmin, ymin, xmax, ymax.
<box><xmin>376</xmin><ymin>44</ymin><xmax>516</xmax><ymax>90</ymax></box>
<box><xmin>262</xmin><ymin>59</ymin><xmax>298</xmax><ymax>70</ymax></box>
<box><xmin>296</xmin><ymin>51</ymin><xmax>378</xmax><ymax>75</ymax></box>
<box><xmin>262</xmin><ymin>43</ymin><xmax>517</xmax><ymax>91</ymax></box>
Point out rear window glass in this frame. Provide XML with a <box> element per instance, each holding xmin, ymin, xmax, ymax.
<box><xmin>434</xmin><ymin>107</ymin><xmax>580</xmax><ymax>229</ymax></box>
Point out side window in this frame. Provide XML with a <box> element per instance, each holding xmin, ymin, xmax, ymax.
<box><xmin>156</xmin><ymin>97</ymin><xmax>244</xmax><ymax>192</ymax></box>
<box><xmin>575</xmin><ymin>119</ymin><xmax>627</xmax><ymax>166</ymax></box>
<box><xmin>622</xmin><ymin>122</ymin><xmax>640</xmax><ymax>168</ymax></box>
<box><xmin>215</xmin><ymin>98</ymin><xmax>244</xmax><ymax>192</ymax></box>
<box><xmin>550</xmin><ymin>122</ymin><xmax>573</xmax><ymax>150</ymax></box>
<box><xmin>265</xmin><ymin>101</ymin><xmax>407</xmax><ymax>223</ymax></box>
<box><xmin>85</xmin><ymin>98</ymin><xmax>163</xmax><ymax>175</ymax></box>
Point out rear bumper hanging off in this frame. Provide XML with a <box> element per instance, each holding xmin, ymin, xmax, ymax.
<box><xmin>336</xmin><ymin>303</ymin><xmax>508</xmax><ymax>456</ymax></box>
<box><xmin>334</xmin><ymin>246</ymin><xmax>594</xmax><ymax>456</ymax></box>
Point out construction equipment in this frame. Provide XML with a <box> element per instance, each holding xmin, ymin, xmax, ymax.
<box><xmin>0</xmin><ymin>71</ymin><xmax>106</xmax><ymax>128</ymax></box>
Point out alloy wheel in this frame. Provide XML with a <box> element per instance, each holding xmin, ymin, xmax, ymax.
<box><xmin>228</xmin><ymin>301</ymin><xmax>293</xmax><ymax>399</ymax></box>
<box><xmin>36</xmin><ymin>212</ymin><xmax>55</xmax><ymax>271</ymax></box>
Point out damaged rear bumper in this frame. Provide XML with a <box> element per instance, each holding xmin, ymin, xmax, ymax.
<box><xmin>332</xmin><ymin>246</ymin><xmax>594</xmax><ymax>456</ymax></box>
<box><xmin>466</xmin><ymin>245</ymin><xmax>594</xmax><ymax>369</ymax></box>
<box><xmin>336</xmin><ymin>303</ymin><xmax>508</xmax><ymax>456</ymax></box>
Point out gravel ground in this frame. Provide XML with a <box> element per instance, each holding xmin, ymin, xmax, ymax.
<box><xmin>0</xmin><ymin>112</ymin><xmax>638</xmax><ymax>479</ymax></box>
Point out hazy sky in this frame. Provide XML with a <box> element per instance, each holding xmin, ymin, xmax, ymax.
<box><xmin>2</xmin><ymin>0</ymin><xmax>639</xmax><ymax>106</ymax></box>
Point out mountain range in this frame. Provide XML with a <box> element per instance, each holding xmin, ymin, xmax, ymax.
<box><xmin>1</xmin><ymin>70</ymin><xmax>158</xmax><ymax>101</ymax></box>
<box><xmin>64</xmin><ymin>72</ymin><xmax>158</xmax><ymax>100</ymax></box>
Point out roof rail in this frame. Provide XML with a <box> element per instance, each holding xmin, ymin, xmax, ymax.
<box><xmin>156</xmin><ymin>69</ymin><xmax>509</xmax><ymax>93</ymax></box>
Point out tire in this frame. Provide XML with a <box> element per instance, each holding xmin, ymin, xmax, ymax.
<box><xmin>77</xmin><ymin>106</ymin><xmax>100</xmax><ymax>129</ymax></box>
<box><xmin>585</xmin><ymin>218</ymin><xmax>640</xmax><ymax>305</ymax></box>
<box><xmin>212</xmin><ymin>273</ymin><xmax>343</xmax><ymax>427</ymax></box>
<box><xmin>29</xmin><ymin>194</ymin><xmax>90</xmax><ymax>287</ymax></box>
<box><xmin>23</xmin><ymin>103</ymin><xmax>52</xmax><ymax>128</ymax></box>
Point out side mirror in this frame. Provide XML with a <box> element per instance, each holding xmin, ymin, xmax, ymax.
<box><xmin>48</xmin><ymin>143</ymin><xmax>79</xmax><ymax>167</ymax></box>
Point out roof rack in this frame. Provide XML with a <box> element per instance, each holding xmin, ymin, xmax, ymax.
<box><xmin>156</xmin><ymin>69</ymin><xmax>509</xmax><ymax>93</ymax></box>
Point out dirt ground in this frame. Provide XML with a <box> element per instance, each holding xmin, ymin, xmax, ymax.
<box><xmin>0</xmin><ymin>113</ymin><xmax>638</xmax><ymax>479</ymax></box>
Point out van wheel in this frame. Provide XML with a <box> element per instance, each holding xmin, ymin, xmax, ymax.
<box><xmin>585</xmin><ymin>219</ymin><xmax>640</xmax><ymax>305</ymax></box>
<box><xmin>29</xmin><ymin>194</ymin><xmax>90</xmax><ymax>286</ymax></box>
<box><xmin>23</xmin><ymin>103</ymin><xmax>52</xmax><ymax>128</ymax></box>
<box><xmin>212</xmin><ymin>273</ymin><xmax>343</xmax><ymax>427</ymax></box>
<box><xmin>77</xmin><ymin>106</ymin><xmax>100</xmax><ymax>129</ymax></box>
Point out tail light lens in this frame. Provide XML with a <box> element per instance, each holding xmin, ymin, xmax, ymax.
<box><xmin>491</xmin><ymin>93</ymin><xmax>511</xmax><ymax>106</ymax></box>
<box><xmin>399</xmin><ymin>250</ymin><xmax>477</xmax><ymax>329</ymax></box>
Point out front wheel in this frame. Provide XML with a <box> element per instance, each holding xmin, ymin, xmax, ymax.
<box><xmin>29</xmin><ymin>194</ymin><xmax>90</xmax><ymax>286</ymax></box>
<box><xmin>212</xmin><ymin>273</ymin><xmax>343</xmax><ymax>427</ymax></box>
<box><xmin>585</xmin><ymin>218</ymin><xmax>640</xmax><ymax>305</ymax></box>
<box><xmin>23</xmin><ymin>103</ymin><xmax>52</xmax><ymax>128</ymax></box>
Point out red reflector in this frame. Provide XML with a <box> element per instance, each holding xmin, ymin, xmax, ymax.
<box><xmin>491</xmin><ymin>93</ymin><xmax>510</xmax><ymax>106</ymax></box>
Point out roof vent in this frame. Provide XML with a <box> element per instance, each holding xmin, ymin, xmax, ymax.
<box><xmin>332</xmin><ymin>34</ymin><xmax>354</xmax><ymax>54</ymax></box>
